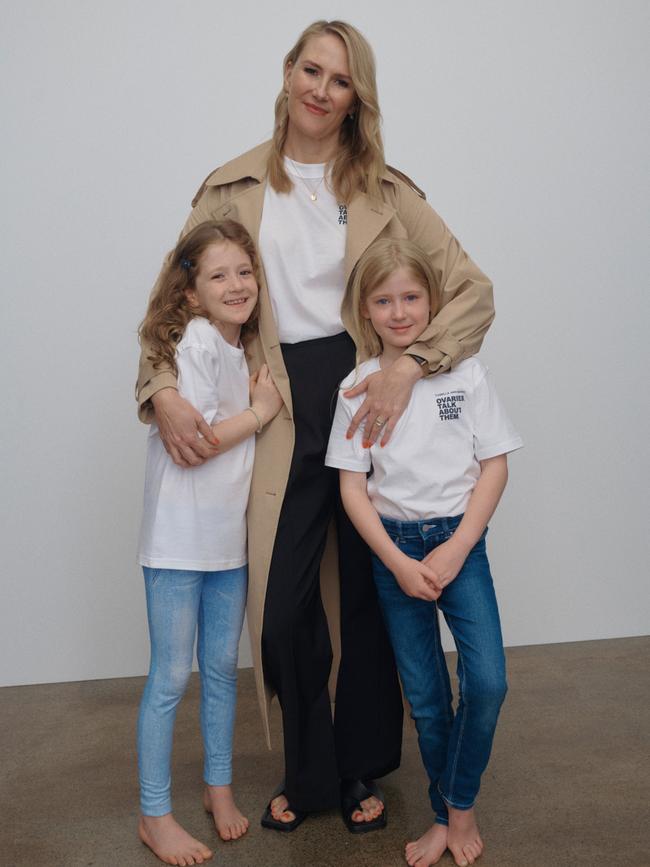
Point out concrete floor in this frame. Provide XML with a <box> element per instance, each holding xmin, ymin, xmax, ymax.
<box><xmin>1</xmin><ymin>636</ymin><xmax>648</xmax><ymax>867</ymax></box>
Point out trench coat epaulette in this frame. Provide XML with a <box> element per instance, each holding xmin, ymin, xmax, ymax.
<box><xmin>191</xmin><ymin>168</ymin><xmax>221</xmax><ymax>208</ymax></box>
<box><xmin>385</xmin><ymin>165</ymin><xmax>426</xmax><ymax>200</ymax></box>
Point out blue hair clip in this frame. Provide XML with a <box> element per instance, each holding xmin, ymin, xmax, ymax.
<box><xmin>180</xmin><ymin>257</ymin><xmax>192</xmax><ymax>271</ymax></box>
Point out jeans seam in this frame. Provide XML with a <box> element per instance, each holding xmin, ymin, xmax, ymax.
<box><xmin>446</xmin><ymin>648</ymin><xmax>467</xmax><ymax>803</ymax></box>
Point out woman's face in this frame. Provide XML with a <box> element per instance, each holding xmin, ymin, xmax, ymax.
<box><xmin>284</xmin><ymin>33</ymin><xmax>356</xmax><ymax>156</ymax></box>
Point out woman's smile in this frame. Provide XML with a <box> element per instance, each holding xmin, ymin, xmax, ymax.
<box><xmin>304</xmin><ymin>102</ymin><xmax>328</xmax><ymax>116</ymax></box>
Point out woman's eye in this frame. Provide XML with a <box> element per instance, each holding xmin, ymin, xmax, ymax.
<box><xmin>241</xmin><ymin>269</ymin><xmax>253</xmax><ymax>277</ymax></box>
<box><xmin>336</xmin><ymin>79</ymin><xmax>350</xmax><ymax>88</ymax></box>
<box><xmin>211</xmin><ymin>273</ymin><xmax>224</xmax><ymax>280</ymax></box>
<box><xmin>304</xmin><ymin>66</ymin><xmax>318</xmax><ymax>75</ymax></box>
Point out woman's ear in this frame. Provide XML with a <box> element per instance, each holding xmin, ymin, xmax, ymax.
<box><xmin>360</xmin><ymin>300</ymin><xmax>370</xmax><ymax>320</ymax></box>
<box><xmin>283</xmin><ymin>61</ymin><xmax>293</xmax><ymax>93</ymax></box>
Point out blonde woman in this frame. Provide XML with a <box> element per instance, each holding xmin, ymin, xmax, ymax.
<box><xmin>137</xmin><ymin>19</ymin><xmax>494</xmax><ymax>847</ymax></box>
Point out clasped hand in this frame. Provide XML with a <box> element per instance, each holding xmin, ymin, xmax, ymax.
<box><xmin>393</xmin><ymin>539</ymin><xmax>468</xmax><ymax>601</ymax></box>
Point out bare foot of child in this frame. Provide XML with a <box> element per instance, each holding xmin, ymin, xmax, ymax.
<box><xmin>405</xmin><ymin>822</ymin><xmax>448</xmax><ymax>866</ymax></box>
<box><xmin>138</xmin><ymin>814</ymin><xmax>213</xmax><ymax>865</ymax></box>
<box><xmin>447</xmin><ymin>806</ymin><xmax>484</xmax><ymax>866</ymax></box>
<box><xmin>203</xmin><ymin>784</ymin><xmax>249</xmax><ymax>840</ymax></box>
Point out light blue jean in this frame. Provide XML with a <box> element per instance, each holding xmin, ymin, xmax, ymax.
<box><xmin>372</xmin><ymin>515</ymin><xmax>507</xmax><ymax>826</ymax></box>
<box><xmin>137</xmin><ymin>565</ymin><xmax>247</xmax><ymax>816</ymax></box>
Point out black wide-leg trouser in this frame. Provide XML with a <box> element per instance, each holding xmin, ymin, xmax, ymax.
<box><xmin>261</xmin><ymin>332</ymin><xmax>404</xmax><ymax>813</ymax></box>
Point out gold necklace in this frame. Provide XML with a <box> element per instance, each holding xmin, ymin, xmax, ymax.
<box><xmin>287</xmin><ymin>157</ymin><xmax>326</xmax><ymax>202</ymax></box>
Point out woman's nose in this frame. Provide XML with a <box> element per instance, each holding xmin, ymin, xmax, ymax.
<box><xmin>312</xmin><ymin>79</ymin><xmax>328</xmax><ymax>101</ymax></box>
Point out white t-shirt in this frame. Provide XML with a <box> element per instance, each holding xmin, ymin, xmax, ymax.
<box><xmin>258</xmin><ymin>157</ymin><xmax>348</xmax><ymax>343</ymax></box>
<box><xmin>138</xmin><ymin>317</ymin><xmax>254</xmax><ymax>570</ymax></box>
<box><xmin>325</xmin><ymin>357</ymin><xmax>523</xmax><ymax>521</ymax></box>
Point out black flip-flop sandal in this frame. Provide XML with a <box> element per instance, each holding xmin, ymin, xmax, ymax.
<box><xmin>261</xmin><ymin>783</ymin><xmax>309</xmax><ymax>833</ymax></box>
<box><xmin>340</xmin><ymin>778</ymin><xmax>387</xmax><ymax>834</ymax></box>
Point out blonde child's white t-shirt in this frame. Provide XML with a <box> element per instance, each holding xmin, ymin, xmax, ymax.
<box><xmin>138</xmin><ymin>316</ymin><xmax>253</xmax><ymax>570</ymax></box>
<box><xmin>325</xmin><ymin>357</ymin><xmax>523</xmax><ymax>521</ymax></box>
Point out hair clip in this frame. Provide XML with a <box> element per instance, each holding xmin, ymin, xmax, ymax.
<box><xmin>180</xmin><ymin>257</ymin><xmax>192</xmax><ymax>271</ymax></box>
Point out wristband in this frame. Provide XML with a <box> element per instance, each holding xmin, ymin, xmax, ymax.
<box><xmin>407</xmin><ymin>353</ymin><xmax>429</xmax><ymax>373</ymax></box>
<box><xmin>245</xmin><ymin>406</ymin><xmax>263</xmax><ymax>434</ymax></box>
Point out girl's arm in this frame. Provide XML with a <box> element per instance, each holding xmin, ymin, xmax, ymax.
<box><xmin>209</xmin><ymin>364</ymin><xmax>283</xmax><ymax>454</ymax></box>
<box><xmin>423</xmin><ymin>453</ymin><xmax>508</xmax><ymax>590</ymax></box>
<box><xmin>339</xmin><ymin>470</ymin><xmax>440</xmax><ymax>602</ymax></box>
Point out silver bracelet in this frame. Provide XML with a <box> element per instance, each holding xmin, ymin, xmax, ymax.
<box><xmin>245</xmin><ymin>406</ymin><xmax>263</xmax><ymax>434</ymax></box>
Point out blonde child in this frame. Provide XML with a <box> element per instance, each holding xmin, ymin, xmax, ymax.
<box><xmin>136</xmin><ymin>220</ymin><xmax>283</xmax><ymax>865</ymax></box>
<box><xmin>325</xmin><ymin>238</ymin><xmax>522</xmax><ymax>867</ymax></box>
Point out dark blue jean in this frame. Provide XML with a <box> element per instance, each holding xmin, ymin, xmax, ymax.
<box><xmin>372</xmin><ymin>514</ymin><xmax>507</xmax><ymax>825</ymax></box>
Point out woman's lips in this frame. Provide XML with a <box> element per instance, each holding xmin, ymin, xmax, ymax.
<box><xmin>304</xmin><ymin>102</ymin><xmax>328</xmax><ymax>116</ymax></box>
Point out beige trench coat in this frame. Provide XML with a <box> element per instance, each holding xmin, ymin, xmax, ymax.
<box><xmin>137</xmin><ymin>140</ymin><xmax>494</xmax><ymax>747</ymax></box>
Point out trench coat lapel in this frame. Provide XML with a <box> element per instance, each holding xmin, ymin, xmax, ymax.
<box><xmin>345</xmin><ymin>192</ymin><xmax>396</xmax><ymax>281</ymax></box>
<box><xmin>217</xmin><ymin>182</ymin><xmax>293</xmax><ymax>415</ymax></box>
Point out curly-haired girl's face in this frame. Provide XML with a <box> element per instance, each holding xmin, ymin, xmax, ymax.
<box><xmin>185</xmin><ymin>241</ymin><xmax>259</xmax><ymax>346</ymax></box>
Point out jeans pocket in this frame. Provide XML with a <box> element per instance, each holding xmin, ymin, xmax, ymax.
<box><xmin>144</xmin><ymin>567</ymin><xmax>163</xmax><ymax>587</ymax></box>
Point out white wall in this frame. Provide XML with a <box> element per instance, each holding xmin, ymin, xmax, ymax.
<box><xmin>2</xmin><ymin>0</ymin><xmax>648</xmax><ymax>687</ymax></box>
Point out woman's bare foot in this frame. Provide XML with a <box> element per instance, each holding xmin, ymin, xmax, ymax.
<box><xmin>405</xmin><ymin>822</ymin><xmax>448</xmax><ymax>866</ymax></box>
<box><xmin>351</xmin><ymin>793</ymin><xmax>384</xmax><ymax>824</ymax></box>
<box><xmin>447</xmin><ymin>806</ymin><xmax>484</xmax><ymax>866</ymax></box>
<box><xmin>138</xmin><ymin>814</ymin><xmax>212</xmax><ymax>866</ymax></box>
<box><xmin>203</xmin><ymin>785</ymin><xmax>249</xmax><ymax>841</ymax></box>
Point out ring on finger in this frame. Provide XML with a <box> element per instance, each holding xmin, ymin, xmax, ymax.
<box><xmin>374</xmin><ymin>417</ymin><xmax>386</xmax><ymax>427</ymax></box>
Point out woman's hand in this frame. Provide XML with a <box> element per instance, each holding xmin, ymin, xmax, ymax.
<box><xmin>251</xmin><ymin>364</ymin><xmax>284</xmax><ymax>427</ymax></box>
<box><xmin>343</xmin><ymin>356</ymin><xmax>424</xmax><ymax>446</ymax></box>
<box><xmin>422</xmin><ymin>538</ymin><xmax>469</xmax><ymax>592</ymax></box>
<box><xmin>151</xmin><ymin>388</ymin><xmax>220</xmax><ymax>468</ymax></box>
<box><xmin>392</xmin><ymin>553</ymin><xmax>440</xmax><ymax>601</ymax></box>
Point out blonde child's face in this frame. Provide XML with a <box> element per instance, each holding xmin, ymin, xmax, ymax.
<box><xmin>186</xmin><ymin>241</ymin><xmax>258</xmax><ymax>346</ymax></box>
<box><xmin>361</xmin><ymin>266</ymin><xmax>431</xmax><ymax>360</ymax></box>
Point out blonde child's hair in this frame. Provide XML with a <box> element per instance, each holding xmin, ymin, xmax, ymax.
<box><xmin>267</xmin><ymin>19</ymin><xmax>385</xmax><ymax>203</ymax></box>
<box><xmin>138</xmin><ymin>220</ymin><xmax>260</xmax><ymax>375</ymax></box>
<box><xmin>342</xmin><ymin>238</ymin><xmax>441</xmax><ymax>360</ymax></box>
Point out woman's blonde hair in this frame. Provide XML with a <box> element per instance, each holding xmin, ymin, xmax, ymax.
<box><xmin>138</xmin><ymin>220</ymin><xmax>260</xmax><ymax>374</ymax></box>
<box><xmin>267</xmin><ymin>20</ymin><xmax>385</xmax><ymax>202</ymax></box>
<box><xmin>342</xmin><ymin>238</ymin><xmax>441</xmax><ymax>359</ymax></box>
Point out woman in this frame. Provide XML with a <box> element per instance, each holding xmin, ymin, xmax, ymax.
<box><xmin>137</xmin><ymin>19</ymin><xmax>494</xmax><ymax>839</ymax></box>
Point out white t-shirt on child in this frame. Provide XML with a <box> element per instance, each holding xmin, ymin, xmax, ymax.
<box><xmin>325</xmin><ymin>357</ymin><xmax>523</xmax><ymax>521</ymax></box>
<box><xmin>138</xmin><ymin>316</ymin><xmax>253</xmax><ymax>570</ymax></box>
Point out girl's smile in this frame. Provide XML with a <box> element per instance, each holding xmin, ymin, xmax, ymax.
<box><xmin>186</xmin><ymin>241</ymin><xmax>258</xmax><ymax>346</ymax></box>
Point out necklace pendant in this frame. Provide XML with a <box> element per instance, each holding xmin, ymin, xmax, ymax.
<box><xmin>310</xmin><ymin>193</ymin><xmax>317</xmax><ymax>201</ymax></box>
